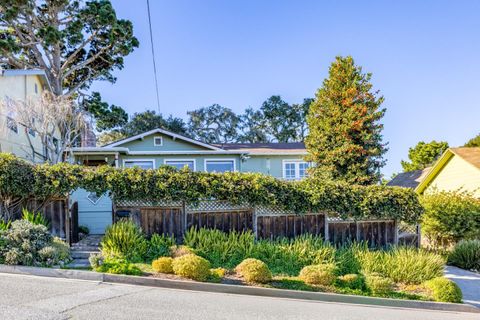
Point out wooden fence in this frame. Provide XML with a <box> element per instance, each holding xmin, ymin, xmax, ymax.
<box><xmin>3</xmin><ymin>198</ymin><xmax>69</xmax><ymax>239</ymax></box>
<box><xmin>115</xmin><ymin>200</ymin><xmax>399</xmax><ymax>247</ymax></box>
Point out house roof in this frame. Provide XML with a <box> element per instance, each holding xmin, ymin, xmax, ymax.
<box><xmin>213</xmin><ymin>142</ymin><xmax>307</xmax><ymax>155</ymax></box>
<box><xmin>386</xmin><ymin>167</ymin><xmax>431</xmax><ymax>189</ymax></box>
<box><xmin>415</xmin><ymin>147</ymin><xmax>480</xmax><ymax>194</ymax></box>
<box><xmin>450</xmin><ymin>147</ymin><xmax>480</xmax><ymax>170</ymax></box>
<box><xmin>1</xmin><ymin>69</ymin><xmax>52</xmax><ymax>91</ymax></box>
<box><xmin>105</xmin><ymin>128</ymin><xmax>222</xmax><ymax>151</ymax></box>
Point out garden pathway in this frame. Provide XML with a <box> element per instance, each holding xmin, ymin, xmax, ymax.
<box><xmin>68</xmin><ymin>235</ymin><xmax>102</xmax><ymax>268</ymax></box>
<box><xmin>445</xmin><ymin>266</ymin><xmax>480</xmax><ymax>308</ymax></box>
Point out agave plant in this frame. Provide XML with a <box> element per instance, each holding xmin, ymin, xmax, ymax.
<box><xmin>22</xmin><ymin>208</ymin><xmax>50</xmax><ymax>228</ymax></box>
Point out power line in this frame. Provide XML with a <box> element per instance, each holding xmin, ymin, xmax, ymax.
<box><xmin>146</xmin><ymin>0</ymin><xmax>161</xmax><ymax>114</ymax></box>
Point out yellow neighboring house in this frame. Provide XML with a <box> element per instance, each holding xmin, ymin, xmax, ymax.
<box><xmin>415</xmin><ymin>147</ymin><xmax>480</xmax><ymax>197</ymax></box>
<box><xmin>0</xmin><ymin>69</ymin><xmax>52</xmax><ymax>163</ymax></box>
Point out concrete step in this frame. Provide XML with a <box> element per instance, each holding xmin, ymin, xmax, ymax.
<box><xmin>71</xmin><ymin>246</ymin><xmax>100</xmax><ymax>252</ymax></box>
<box><xmin>71</xmin><ymin>251</ymin><xmax>99</xmax><ymax>259</ymax></box>
<box><xmin>67</xmin><ymin>259</ymin><xmax>91</xmax><ymax>268</ymax></box>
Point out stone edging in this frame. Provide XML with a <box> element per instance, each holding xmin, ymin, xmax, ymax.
<box><xmin>0</xmin><ymin>264</ymin><xmax>478</xmax><ymax>314</ymax></box>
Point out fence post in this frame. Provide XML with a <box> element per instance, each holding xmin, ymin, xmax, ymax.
<box><xmin>252</xmin><ymin>206</ymin><xmax>258</xmax><ymax>239</ymax></box>
<box><xmin>65</xmin><ymin>197</ymin><xmax>71</xmax><ymax>245</ymax></box>
<box><xmin>324</xmin><ymin>213</ymin><xmax>329</xmax><ymax>242</ymax></box>
<box><xmin>356</xmin><ymin>221</ymin><xmax>361</xmax><ymax>242</ymax></box>
<box><xmin>394</xmin><ymin>219</ymin><xmax>399</xmax><ymax>245</ymax></box>
<box><xmin>416</xmin><ymin>223</ymin><xmax>421</xmax><ymax>248</ymax></box>
<box><xmin>182</xmin><ymin>201</ymin><xmax>187</xmax><ymax>235</ymax></box>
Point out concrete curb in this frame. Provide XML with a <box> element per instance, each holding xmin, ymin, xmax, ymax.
<box><xmin>1</xmin><ymin>264</ymin><xmax>478</xmax><ymax>314</ymax></box>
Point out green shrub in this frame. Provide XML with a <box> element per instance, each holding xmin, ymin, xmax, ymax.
<box><xmin>337</xmin><ymin>274</ymin><xmax>365</xmax><ymax>290</ymax></box>
<box><xmin>95</xmin><ymin>258</ymin><xmax>143</xmax><ymax>276</ymax></box>
<box><xmin>236</xmin><ymin>258</ymin><xmax>272</xmax><ymax>284</ymax></box>
<box><xmin>38</xmin><ymin>237</ymin><xmax>71</xmax><ymax>266</ymax></box>
<box><xmin>170</xmin><ymin>245</ymin><xmax>194</xmax><ymax>258</ymax></box>
<box><xmin>208</xmin><ymin>268</ymin><xmax>227</xmax><ymax>283</ymax></box>
<box><xmin>89</xmin><ymin>252</ymin><xmax>104</xmax><ymax>269</ymax></box>
<box><xmin>298</xmin><ymin>264</ymin><xmax>337</xmax><ymax>286</ymax></box>
<box><xmin>22</xmin><ymin>208</ymin><xmax>50</xmax><ymax>228</ymax></box>
<box><xmin>335</xmin><ymin>245</ymin><xmax>361</xmax><ymax>275</ymax></box>
<box><xmin>0</xmin><ymin>220</ymin><xmax>52</xmax><ymax>266</ymax></box>
<box><xmin>421</xmin><ymin>192</ymin><xmax>480</xmax><ymax>247</ymax></box>
<box><xmin>365</xmin><ymin>273</ymin><xmax>394</xmax><ymax>294</ymax></box>
<box><xmin>172</xmin><ymin>254</ymin><xmax>211</xmax><ymax>281</ymax></box>
<box><xmin>146</xmin><ymin>233</ymin><xmax>176</xmax><ymax>261</ymax></box>
<box><xmin>354</xmin><ymin>245</ymin><xmax>444</xmax><ymax>284</ymax></box>
<box><xmin>79</xmin><ymin>225</ymin><xmax>90</xmax><ymax>235</ymax></box>
<box><xmin>448</xmin><ymin>240</ymin><xmax>480</xmax><ymax>271</ymax></box>
<box><xmin>152</xmin><ymin>257</ymin><xmax>174</xmax><ymax>273</ymax></box>
<box><xmin>424</xmin><ymin>277</ymin><xmax>462</xmax><ymax>303</ymax></box>
<box><xmin>100</xmin><ymin>220</ymin><xmax>147</xmax><ymax>262</ymax></box>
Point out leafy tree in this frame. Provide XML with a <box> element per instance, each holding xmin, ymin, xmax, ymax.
<box><xmin>305</xmin><ymin>56</ymin><xmax>387</xmax><ymax>185</ymax></box>
<box><xmin>187</xmin><ymin>104</ymin><xmax>240</xmax><ymax>143</ymax></box>
<box><xmin>238</xmin><ymin>107</ymin><xmax>268</xmax><ymax>143</ymax></box>
<box><xmin>293</xmin><ymin>98</ymin><xmax>313</xmax><ymax>141</ymax></box>
<box><xmin>97</xmin><ymin>130</ymin><xmax>125</xmax><ymax>146</ymax></box>
<box><xmin>82</xmin><ymin>92</ymin><xmax>128</xmax><ymax>131</ymax></box>
<box><xmin>260</xmin><ymin>95</ymin><xmax>301</xmax><ymax>143</ymax></box>
<box><xmin>121</xmin><ymin>110</ymin><xmax>189</xmax><ymax>137</ymax></box>
<box><xmin>464</xmin><ymin>133</ymin><xmax>480</xmax><ymax>147</ymax></box>
<box><xmin>0</xmin><ymin>0</ymin><xmax>138</xmax><ymax>124</ymax></box>
<box><xmin>401</xmin><ymin>140</ymin><xmax>449</xmax><ymax>172</ymax></box>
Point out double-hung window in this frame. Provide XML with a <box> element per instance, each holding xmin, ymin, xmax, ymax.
<box><xmin>165</xmin><ymin>159</ymin><xmax>195</xmax><ymax>171</ymax></box>
<box><xmin>123</xmin><ymin>159</ymin><xmax>155</xmax><ymax>169</ymax></box>
<box><xmin>205</xmin><ymin>159</ymin><xmax>235</xmax><ymax>173</ymax></box>
<box><xmin>6</xmin><ymin>116</ymin><xmax>18</xmax><ymax>133</ymax></box>
<box><xmin>283</xmin><ymin>160</ymin><xmax>310</xmax><ymax>180</ymax></box>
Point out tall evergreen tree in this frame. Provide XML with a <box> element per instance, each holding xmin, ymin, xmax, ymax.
<box><xmin>401</xmin><ymin>140</ymin><xmax>449</xmax><ymax>172</ymax></box>
<box><xmin>305</xmin><ymin>56</ymin><xmax>387</xmax><ymax>185</ymax></box>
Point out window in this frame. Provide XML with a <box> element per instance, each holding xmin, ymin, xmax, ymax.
<box><xmin>34</xmin><ymin>83</ymin><xmax>38</xmax><ymax>94</ymax></box>
<box><xmin>123</xmin><ymin>159</ymin><xmax>155</xmax><ymax>169</ymax></box>
<box><xmin>283</xmin><ymin>161</ymin><xmax>310</xmax><ymax>180</ymax></box>
<box><xmin>165</xmin><ymin>159</ymin><xmax>195</xmax><ymax>171</ymax></box>
<box><xmin>205</xmin><ymin>159</ymin><xmax>235</xmax><ymax>173</ymax></box>
<box><xmin>154</xmin><ymin>136</ymin><xmax>163</xmax><ymax>146</ymax></box>
<box><xmin>28</xmin><ymin>118</ymin><xmax>36</xmax><ymax>137</ymax></box>
<box><xmin>6</xmin><ymin>117</ymin><xmax>18</xmax><ymax>133</ymax></box>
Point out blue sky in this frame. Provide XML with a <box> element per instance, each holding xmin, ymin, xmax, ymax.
<box><xmin>92</xmin><ymin>0</ymin><xmax>480</xmax><ymax>178</ymax></box>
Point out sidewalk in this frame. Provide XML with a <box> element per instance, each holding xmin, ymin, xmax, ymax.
<box><xmin>445</xmin><ymin>266</ymin><xmax>480</xmax><ymax>308</ymax></box>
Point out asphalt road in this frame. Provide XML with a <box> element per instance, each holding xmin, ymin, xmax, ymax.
<box><xmin>0</xmin><ymin>273</ymin><xmax>477</xmax><ymax>320</ymax></box>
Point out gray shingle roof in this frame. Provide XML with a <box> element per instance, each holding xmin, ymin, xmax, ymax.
<box><xmin>386</xmin><ymin>167</ymin><xmax>431</xmax><ymax>189</ymax></box>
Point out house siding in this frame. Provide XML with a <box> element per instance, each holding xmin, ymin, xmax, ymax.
<box><xmin>0</xmin><ymin>74</ymin><xmax>48</xmax><ymax>163</ymax></box>
<box><xmin>120</xmin><ymin>154</ymin><xmax>241</xmax><ymax>172</ymax></box>
<box><xmin>241</xmin><ymin>155</ymin><xmax>307</xmax><ymax>179</ymax></box>
<box><xmin>424</xmin><ymin>155</ymin><xmax>480</xmax><ymax>197</ymax></box>
<box><xmin>120</xmin><ymin>134</ymin><xmax>210</xmax><ymax>151</ymax></box>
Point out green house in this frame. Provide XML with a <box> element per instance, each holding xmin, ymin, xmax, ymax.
<box><xmin>70</xmin><ymin>128</ymin><xmax>310</xmax><ymax>234</ymax></box>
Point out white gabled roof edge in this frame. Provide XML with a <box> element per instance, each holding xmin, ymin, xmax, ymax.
<box><xmin>1</xmin><ymin>69</ymin><xmax>52</xmax><ymax>92</ymax></box>
<box><xmin>106</xmin><ymin>128</ymin><xmax>222</xmax><ymax>150</ymax></box>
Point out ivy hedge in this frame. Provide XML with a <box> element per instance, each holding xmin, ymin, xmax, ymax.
<box><xmin>0</xmin><ymin>153</ymin><xmax>423</xmax><ymax>223</ymax></box>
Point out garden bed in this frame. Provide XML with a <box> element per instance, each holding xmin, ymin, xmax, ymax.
<box><xmin>80</xmin><ymin>221</ymin><xmax>463</xmax><ymax>304</ymax></box>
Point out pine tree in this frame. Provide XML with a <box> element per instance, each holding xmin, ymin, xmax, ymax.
<box><xmin>305</xmin><ymin>56</ymin><xmax>387</xmax><ymax>185</ymax></box>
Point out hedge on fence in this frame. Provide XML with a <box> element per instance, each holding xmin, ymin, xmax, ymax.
<box><xmin>0</xmin><ymin>153</ymin><xmax>423</xmax><ymax>223</ymax></box>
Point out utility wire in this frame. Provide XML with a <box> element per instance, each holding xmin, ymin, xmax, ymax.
<box><xmin>146</xmin><ymin>0</ymin><xmax>161</xmax><ymax>114</ymax></box>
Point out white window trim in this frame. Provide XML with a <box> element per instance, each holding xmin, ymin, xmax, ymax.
<box><xmin>153</xmin><ymin>136</ymin><xmax>163</xmax><ymax>146</ymax></box>
<box><xmin>282</xmin><ymin>159</ymin><xmax>310</xmax><ymax>180</ymax></box>
<box><xmin>164</xmin><ymin>159</ymin><xmax>196</xmax><ymax>171</ymax></box>
<box><xmin>123</xmin><ymin>159</ymin><xmax>156</xmax><ymax>169</ymax></box>
<box><xmin>204</xmin><ymin>159</ymin><xmax>236</xmax><ymax>172</ymax></box>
